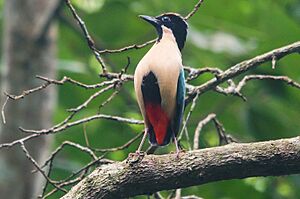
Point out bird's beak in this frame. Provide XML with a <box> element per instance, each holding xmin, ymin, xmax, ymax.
<box><xmin>139</xmin><ymin>15</ymin><xmax>160</xmax><ymax>28</ymax></box>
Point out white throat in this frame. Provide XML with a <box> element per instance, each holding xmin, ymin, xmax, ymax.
<box><xmin>161</xmin><ymin>25</ymin><xmax>176</xmax><ymax>43</ymax></box>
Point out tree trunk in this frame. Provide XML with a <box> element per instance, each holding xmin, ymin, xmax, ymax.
<box><xmin>0</xmin><ymin>0</ymin><xmax>59</xmax><ymax>198</ymax></box>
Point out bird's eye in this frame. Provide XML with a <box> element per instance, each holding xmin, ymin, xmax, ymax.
<box><xmin>162</xmin><ymin>16</ymin><xmax>171</xmax><ymax>22</ymax></box>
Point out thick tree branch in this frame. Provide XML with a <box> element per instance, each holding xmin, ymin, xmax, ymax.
<box><xmin>62</xmin><ymin>136</ymin><xmax>300</xmax><ymax>199</ymax></box>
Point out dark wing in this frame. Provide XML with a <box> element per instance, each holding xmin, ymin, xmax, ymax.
<box><xmin>141</xmin><ymin>71</ymin><xmax>161</xmax><ymax>145</ymax></box>
<box><xmin>172</xmin><ymin>68</ymin><xmax>185</xmax><ymax>136</ymax></box>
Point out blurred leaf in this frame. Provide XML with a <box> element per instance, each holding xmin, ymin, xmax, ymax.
<box><xmin>73</xmin><ymin>0</ymin><xmax>105</xmax><ymax>13</ymax></box>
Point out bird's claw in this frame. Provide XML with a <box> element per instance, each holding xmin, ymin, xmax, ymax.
<box><xmin>170</xmin><ymin>149</ymin><xmax>184</xmax><ymax>159</ymax></box>
<box><xmin>127</xmin><ymin>151</ymin><xmax>145</xmax><ymax>164</ymax></box>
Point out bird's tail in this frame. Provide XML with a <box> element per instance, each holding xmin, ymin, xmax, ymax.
<box><xmin>148</xmin><ymin>125</ymin><xmax>173</xmax><ymax>146</ymax></box>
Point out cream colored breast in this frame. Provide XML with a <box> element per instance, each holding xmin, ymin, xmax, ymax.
<box><xmin>134</xmin><ymin>26</ymin><xmax>183</xmax><ymax>120</ymax></box>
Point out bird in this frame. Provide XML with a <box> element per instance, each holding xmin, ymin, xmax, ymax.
<box><xmin>134</xmin><ymin>13</ymin><xmax>188</xmax><ymax>156</ymax></box>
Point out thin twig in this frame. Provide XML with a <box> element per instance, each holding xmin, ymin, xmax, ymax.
<box><xmin>4</xmin><ymin>82</ymin><xmax>51</xmax><ymax>100</ymax></box>
<box><xmin>98</xmin><ymin>90</ymin><xmax>120</xmax><ymax>112</ymax></box>
<box><xmin>236</xmin><ymin>75</ymin><xmax>300</xmax><ymax>91</ymax></box>
<box><xmin>20</xmin><ymin>142</ymin><xmax>67</xmax><ymax>193</ymax></box>
<box><xmin>36</xmin><ymin>75</ymin><xmax>118</xmax><ymax>89</ymax></box>
<box><xmin>42</xmin><ymin>154</ymin><xmax>111</xmax><ymax>199</ymax></box>
<box><xmin>272</xmin><ymin>55</ymin><xmax>277</xmax><ymax>69</ymax></box>
<box><xmin>187</xmin><ymin>41</ymin><xmax>300</xmax><ymax>104</ymax></box>
<box><xmin>65</xmin><ymin>0</ymin><xmax>107</xmax><ymax>73</ymax></box>
<box><xmin>83</xmin><ymin>123</ymin><xmax>90</xmax><ymax>147</ymax></box>
<box><xmin>118</xmin><ymin>57</ymin><xmax>131</xmax><ymax>79</ymax></box>
<box><xmin>4</xmin><ymin>75</ymin><xmax>118</xmax><ymax>103</ymax></box>
<box><xmin>178</xmin><ymin>90</ymin><xmax>200</xmax><ymax>141</ymax></box>
<box><xmin>181</xmin><ymin>195</ymin><xmax>204</xmax><ymax>199</ymax></box>
<box><xmin>38</xmin><ymin>141</ymin><xmax>97</xmax><ymax>171</ymax></box>
<box><xmin>185</xmin><ymin>0</ymin><xmax>205</xmax><ymax>20</ymax></box>
<box><xmin>95</xmin><ymin>0</ymin><xmax>205</xmax><ymax>55</ymax></box>
<box><xmin>67</xmin><ymin>84</ymin><xmax>114</xmax><ymax>112</ymax></box>
<box><xmin>94</xmin><ymin>131</ymin><xmax>144</xmax><ymax>152</ymax></box>
<box><xmin>0</xmin><ymin>134</ymin><xmax>39</xmax><ymax>149</ymax></box>
<box><xmin>182</xmin><ymin>118</ymin><xmax>192</xmax><ymax>151</ymax></box>
<box><xmin>184</xmin><ymin>66</ymin><xmax>222</xmax><ymax>81</ymax></box>
<box><xmin>1</xmin><ymin>96</ymin><xmax>9</xmax><ymax>124</ymax></box>
<box><xmin>211</xmin><ymin>117</ymin><xmax>229</xmax><ymax>145</ymax></box>
<box><xmin>193</xmin><ymin>113</ymin><xmax>216</xmax><ymax>150</ymax></box>
<box><xmin>98</xmin><ymin>39</ymin><xmax>156</xmax><ymax>54</ymax></box>
<box><xmin>57</xmin><ymin>153</ymin><xmax>111</xmax><ymax>184</ymax></box>
<box><xmin>19</xmin><ymin>114</ymin><xmax>143</xmax><ymax>135</ymax></box>
<box><xmin>213</xmin><ymin>75</ymin><xmax>300</xmax><ymax>99</ymax></box>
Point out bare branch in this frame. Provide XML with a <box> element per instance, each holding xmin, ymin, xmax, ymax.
<box><xmin>98</xmin><ymin>39</ymin><xmax>156</xmax><ymax>54</ymax></box>
<box><xmin>181</xmin><ymin>118</ymin><xmax>192</xmax><ymax>151</ymax></box>
<box><xmin>19</xmin><ymin>114</ymin><xmax>143</xmax><ymax>135</ymax></box>
<box><xmin>193</xmin><ymin>113</ymin><xmax>216</xmax><ymax>150</ymax></box>
<box><xmin>236</xmin><ymin>75</ymin><xmax>300</xmax><ymax>91</ymax></box>
<box><xmin>99</xmin><ymin>72</ymin><xmax>133</xmax><ymax>81</ymax></box>
<box><xmin>0</xmin><ymin>134</ymin><xmax>39</xmax><ymax>149</ymax></box>
<box><xmin>184</xmin><ymin>66</ymin><xmax>222</xmax><ymax>81</ymax></box>
<box><xmin>20</xmin><ymin>142</ymin><xmax>67</xmax><ymax>193</ymax></box>
<box><xmin>178</xmin><ymin>91</ymin><xmax>200</xmax><ymax>141</ymax></box>
<box><xmin>94</xmin><ymin>131</ymin><xmax>144</xmax><ymax>152</ymax></box>
<box><xmin>211</xmin><ymin>117</ymin><xmax>230</xmax><ymax>145</ymax></box>
<box><xmin>62</xmin><ymin>136</ymin><xmax>300</xmax><ymax>199</ymax></box>
<box><xmin>187</xmin><ymin>41</ymin><xmax>300</xmax><ymax>104</ymax></box>
<box><xmin>98</xmin><ymin>90</ymin><xmax>120</xmax><ymax>112</ymax></box>
<box><xmin>214</xmin><ymin>85</ymin><xmax>247</xmax><ymax>101</ymax></box>
<box><xmin>42</xmin><ymin>154</ymin><xmax>112</xmax><ymax>198</ymax></box>
<box><xmin>36</xmin><ymin>75</ymin><xmax>118</xmax><ymax>89</ymax></box>
<box><xmin>184</xmin><ymin>66</ymin><xmax>245</xmax><ymax>101</ymax></box>
<box><xmin>118</xmin><ymin>57</ymin><xmax>131</xmax><ymax>79</ymax></box>
<box><xmin>3</xmin><ymin>75</ymin><xmax>117</xmax><ymax>106</ymax></box>
<box><xmin>4</xmin><ymin>81</ymin><xmax>51</xmax><ymax>100</ymax></box>
<box><xmin>272</xmin><ymin>55</ymin><xmax>277</xmax><ymax>69</ymax></box>
<box><xmin>182</xmin><ymin>196</ymin><xmax>204</xmax><ymax>199</ymax></box>
<box><xmin>65</xmin><ymin>0</ymin><xmax>107</xmax><ymax>73</ymax></box>
<box><xmin>1</xmin><ymin>96</ymin><xmax>9</xmax><ymax>124</ymax></box>
<box><xmin>213</xmin><ymin>75</ymin><xmax>300</xmax><ymax>99</ymax></box>
<box><xmin>96</xmin><ymin>0</ymin><xmax>205</xmax><ymax>55</ymax></box>
<box><xmin>185</xmin><ymin>0</ymin><xmax>205</xmax><ymax>20</ymax></box>
<box><xmin>67</xmin><ymin>84</ymin><xmax>114</xmax><ymax>112</ymax></box>
<box><xmin>83</xmin><ymin>123</ymin><xmax>90</xmax><ymax>147</ymax></box>
<box><xmin>54</xmin><ymin>154</ymin><xmax>113</xmax><ymax>188</ymax></box>
<box><xmin>39</xmin><ymin>141</ymin><xmax>97</xmax><ymax>171</ymax></box>
<box><xmin>193</xmin><ymin>113</ymin><xmax>233</xmax><ymax>150</ymax></box>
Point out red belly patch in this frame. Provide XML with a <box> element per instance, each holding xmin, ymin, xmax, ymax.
<box><xmin>145</xmin><ymin>103</ymin><xmax>169</xmax><ymax>145</ymax></box>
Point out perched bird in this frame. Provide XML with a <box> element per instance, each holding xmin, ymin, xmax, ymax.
<box><xmin>134</xmin><ymin>13</ymin><xmax>188</xmax><ymax>155</ymax></box>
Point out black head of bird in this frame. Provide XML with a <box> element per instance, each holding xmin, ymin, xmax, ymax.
<box><xmin>139</xmin><ymin>13</ymin><xmax>188</xmax><ymax>51</ymax></box>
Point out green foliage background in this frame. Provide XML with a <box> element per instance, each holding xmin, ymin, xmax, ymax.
<box><xmin>57</xmin><ymin>0</ymin><xmax>300</xmax><ymax>198</ymax></box>
<box><xmin>3</xmin><ymin>0</ymin><xmax>300</xmax><ymax>198</ymax></box>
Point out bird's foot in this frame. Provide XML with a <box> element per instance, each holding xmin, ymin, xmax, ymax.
<box><xmin>175</xmin><ymin>150</ymin><xmax>180</xmax><ymax>159</ymax></box>
<box><xmin>127</xmin><ymin>151</ymin><xmax>145</xmax><ymax>164</ymax></box>
<box><xmin>170</xmin><ymin>149</ymin><xmax>184</xmax><ymax>159</ymax></box>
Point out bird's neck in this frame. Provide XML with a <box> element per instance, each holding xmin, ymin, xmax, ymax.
<box><xmin>157</xmin><ymin>26</ymin><xmax>186</xmax><ymax>51</ymax></box>
<box><xmin>156</xmin><ymin>26</ymin><xmax>178</xmax><ymax>47</ymax></box>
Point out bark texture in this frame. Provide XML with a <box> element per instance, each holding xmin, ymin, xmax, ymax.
<box><xmin>0</xmin><ymin>0</ymin><xmax>59</xmax><ymax>198</ymax></box>
<box><xmin>62</xmin><ymin>136</ymin><xmax>300</xmax><ymax>199</ymax></box>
